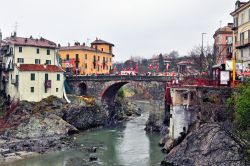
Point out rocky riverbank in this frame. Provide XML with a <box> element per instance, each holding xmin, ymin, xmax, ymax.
<box><xmin>161</xmin><ymin>123</ymin><xmax>247</xmax><ymax>166</ymax></box>
<box><xmin>0</xmin><ymin>95</ymin><xmax>141</xmax><ymax>164</ymax></box>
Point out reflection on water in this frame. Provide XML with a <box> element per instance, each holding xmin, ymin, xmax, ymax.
<box><xmin>2</xmin><ymin>102</ymin><xmax>164</xmax><ymax>166</ymax></box>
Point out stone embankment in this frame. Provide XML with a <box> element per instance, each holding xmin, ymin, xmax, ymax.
<box><xmin>0</xmin><ymin>95</ymin><xmax>140</xmax><ymax>163</ymax></box>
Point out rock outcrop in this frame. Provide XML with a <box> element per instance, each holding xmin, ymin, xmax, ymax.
<box><xmin>163</xmin><ymin>123</ymin><xmax>247</xmax><ymax>166</ymax></box>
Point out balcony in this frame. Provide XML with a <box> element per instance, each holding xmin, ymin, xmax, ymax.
<box><xmin>236</xmin><ymin>38</ymin><xmax>250</xmax><ymax>49</ymax></box>
<box><xmin>45</xmin><ymin>80</ymin><xmax>51</xmax><ymax>88</ymax></box>
<box><xmin>75</xmin><ymin>58</ymin><xmax>80</xmax><ymax>63</ymax></box>
<box><xmin>232</xmin><ymin>26</ymin><xmax>238</xmax><ymax>31</ymax></box>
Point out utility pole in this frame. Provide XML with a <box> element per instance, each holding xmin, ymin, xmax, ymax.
<box><xmin>201</xmin><ymin>33</ymin><xmax>206</xmax><ymax>55</ymax></box>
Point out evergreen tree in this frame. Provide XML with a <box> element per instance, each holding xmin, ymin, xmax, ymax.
<box><xmin>158</xmin><ymin>54</ymin><xmax>165</xmax><ymax>72</ymax></box>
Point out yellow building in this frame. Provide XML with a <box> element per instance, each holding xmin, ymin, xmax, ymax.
<box><xmin>59</xmin><ymin>38</ymin><xmax>114</xmax><ymax>75</ymax></box>
<box><xmin>231</xmin><ymin>0</ymin><xmax>250</xmax><ymax>71</ymax></box>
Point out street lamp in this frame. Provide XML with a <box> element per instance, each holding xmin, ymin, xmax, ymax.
<box><xmin>201</xmin><ymin>33</ymin><xmax>206</xmax><ymax>55</ymax></box>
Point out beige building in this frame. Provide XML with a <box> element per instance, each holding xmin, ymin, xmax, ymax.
<box><xmin>231</xmin><ymin>0</ymin><xmax>250</xmax><ymax>71</ymax></box>
<box><xmin>0</xmin><ymin>34</ymin><xmax>64</xmax><ymax>102</ymax></box>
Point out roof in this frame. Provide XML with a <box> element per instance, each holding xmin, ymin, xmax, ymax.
<box><xmin>59</xmin><ymin>44</ymin><xmax>114</xmax><ymax>56</ymax></box>
<box><xmin>18</xmin><ymin>64</ymin><xmax>64</xmax><ymax>72</ymax></box>
<box><xmin>4</xmin><ymin>36</ymin><xmax>57</xmax><ymax>49</ymax></box>
<box><xmin>91</xmin><ymin>39</ymin><xmax>114</xmax><ymax>46</ymax></box>
<box><xmin>59</xmin><ymin>45</ymin><xmax>97</xmax><ymax>51</ymax></box>
<box><xmin>213</xmin><ymin>25</ymin><xmax>233</xmax><ymax>38</ymax></box>
<box><xmin>231</xmin><ymin>1</ymin><xmax>250</xmax><ymax>16</ymax></box>
<box><xmin>177</xmin><ymin>60</ymin><xmax>194</xmax><ymax>65</ymax></box>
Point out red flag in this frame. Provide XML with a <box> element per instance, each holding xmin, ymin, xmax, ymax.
<box><xmin>166</xmin><ymin>63</ymin><xmax>170</xmax><ymax>72</ymax></box>
<box><xmin>135</xmin><ymin>63</ymin><xmax>139</xmax><ymax>72</ymax></box>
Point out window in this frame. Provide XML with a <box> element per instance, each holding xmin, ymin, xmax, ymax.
<box><xmin>241</xmin><ymin>49</ymin><xmax>244</xmax><ymax>58</ymax></box>
<box><xmin>85</xmin><ymin>54</ymin><xmax>87</xmax><ymax>60</ymax></box>
<box><xmin>17</xmin><ymin>58</ymin><xmax>24</xmax><ymax>63</ymax></box>
<box><xmin>19</xmin><ymin>47</ymin><xmax>22</xmax><ymax>53</ymax></box>
<box><xmin>35</xmin><ymin>59</ymin><xmax>41</xmax><ymax>64</ymax></box>
<box><xmin>101</xmin><ymin>48</ymin><xmax>104</xmax><ymax>51</ymax></box>
<box><xmin>36</xmin><ymin>48</ymin><xmax>40</xmax><ymax>54</ymax></box>
<box><xmin>226</xmin><ymin>36</ymin><xmax>233</xmax><ymax>45</ymax></box>
<box><xmin>98</xmin><ymin>56</ymin><xmax>100</xmax><ymax>61</ymax></box>
<box><xmin>31</xmin><ymin>73</ymin><xmax>35</xmax><ymax>81</ymax></box>
<box><xmin>46</xmin><ymin>60</ymin><xmax>51</xmax><ymax>65</ymax></box>
<box><xmin>45</xmin><ymin>73</ymin><xmax>48</xmax><ymax>81</ymax></box>
<box><xmin>57</xmin><ymin>74</ymin><xmax>60</xmax><ymax>81</ymax></box>
<box><xmin>85</xmin><ymin>63</ymin><xmax>87</xmax><ymax>69</ymax></box>
<box><xmin>66</xmin><ymin>54</ymin><xmax>69</xmax><ymax>60</ymax></box>
<box><xmin>31</xmin><ymin>87</ymin><xmax>34</xmax><ymax>93</ymax></box>
<box><xmin>56</xmin><ymin>88</ymin><xmax>59</xmax><ymax>92</ymax></box>
<box><xmin>75</xmin><ymin>54</ymin><xmax>79</xmax><ymax>61</ymax></box>
<box><xmin>47</xmin><ymin>49</ymin><xmax>50</xmax><ymax>55</ymax></box>
<box><xmin>16</xmin><ymin>75</ymin><xmax>19</xmax><ymax>84</ymax></box>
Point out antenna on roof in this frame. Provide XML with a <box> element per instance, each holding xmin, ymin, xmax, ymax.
<box><xmin>13</xmin><ymin>22</ymin><xmax>18</xmax><ymax>37</ymax></box>
<box><xmin>86</xmin><ymin>38</ymin><xmax>90</xmax><ymax>46</ymax></box>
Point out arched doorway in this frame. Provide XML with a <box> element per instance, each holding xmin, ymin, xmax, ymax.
<box><xmin>79</xmin><ymin>82</ymin><xmax>87</xmax><ymax>96</ymax></box>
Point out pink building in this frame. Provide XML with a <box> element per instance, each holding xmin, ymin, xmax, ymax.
<box><xmin>213</xmin><ymin>23</ymin><xmax>233</xmax><ymax>65</ymax></box>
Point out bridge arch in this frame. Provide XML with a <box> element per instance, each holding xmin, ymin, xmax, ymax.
<box><xmin>101</xmin><ymin>82</ymin><xmax>129</xmax><ymax>104</ymax></box>
<box><xmin>79</xmin><ymin>82</ymin><xmax>87</xmax><ymax>96</ymax></box>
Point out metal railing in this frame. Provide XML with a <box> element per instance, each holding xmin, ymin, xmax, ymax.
<box><xmin>66</xmin><ymin>75</ymin><xmax>172</xmax><ymax>82</ymax></box>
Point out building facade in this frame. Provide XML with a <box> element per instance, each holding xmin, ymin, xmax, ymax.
<box><xmin>59</xmin><ymin>39</ymin><xmax>114</xmax><ymax>75</ymax></box>
<box><xmin>0</xmin><ymin>34</ymin><xmax>64</xmax><ymax>102</ymax></box>
<box><xmin>213</xmin><ymin>23</ymin><xmax>233</xmax><ymax>65</ymax></box>
<box><xmin>231</xmin><ymin>0</ymin><xmax>250</xmax><ymax>71</ymax></box>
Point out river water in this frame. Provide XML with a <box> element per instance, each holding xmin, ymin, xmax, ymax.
<box><xmin>3</xmin><ymin>102</ymin><xmax>164</xmax><ymax>166</ymax></box>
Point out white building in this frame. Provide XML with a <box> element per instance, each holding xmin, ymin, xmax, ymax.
<box><xmin>1</xmin><ymin>34</ymin><xmax>65</xmax><ymax>102</ymax></box>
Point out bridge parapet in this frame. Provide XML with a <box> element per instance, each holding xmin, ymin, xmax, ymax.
<box><xmin>66</xmin><ymin>75</ymin><xmax>171</xmax><ymax>82</ymax></box>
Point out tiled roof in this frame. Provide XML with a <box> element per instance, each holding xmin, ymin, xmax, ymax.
<box><xmin>177</xmin><ymin>60</ymin><xmax>194</xmax><ymax>65</ymax></box>
<box><xmin>91</xmin><ymin>39</ymin><xmax>114</xmax><ymax>46</ymax></box>
<box><xmin>59</xmin><ymin>45</ymin><xmax>114</xmax><ymax>56</ymax></box>
<box><xmin>5</xmin><ymin>36</ymin><xmax>57</xmax><ymax>48</ymax></box>
<box><xmin>59</xmin><ymin>45</ymin><xmax>96</xmax><ymax>51</ymax></box>
<box><xmin>213</xmin><ymin>25</ymin><xmax>233</xmax><ymax>38</ymax></box>
<box><xmin>18</xmin><ymin>64</ymin><xmax>64</xmax><ymax>72</ymax></box>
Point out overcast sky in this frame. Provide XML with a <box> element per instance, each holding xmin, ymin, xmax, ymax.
<box><xmin>0</xmin><ymin>0</ymin><xmax>236</xmax><ymax>62</ymax></box>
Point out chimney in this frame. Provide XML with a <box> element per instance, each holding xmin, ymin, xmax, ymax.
<box><xmin>58</xmin><ymin>44</ymin><xmax>61</xmax><ymax>48</ymax></box>
<box><xmin>228</xmin><ymin>23</ymin><xmax>233</xmax><ymax>28</ymax></box>
<box><xmin>68</xmin><ymin>42</ymin><xmax>70</xmax><ymax>47</ymax></box>
<box><xmin>82</xmin><ymin>42</ymin><xmax>85</xmax><ymax>46</ymax></box>
<box><xmin>13</xmin><ymin>31</ymin><xmax>17</xmax><ymax>37</ymax></box>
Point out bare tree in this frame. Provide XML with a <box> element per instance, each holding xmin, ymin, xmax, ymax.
<box><xmin>189</xmin><ymin>45</ymin><xmax>215</xmax><ymax>75</ymax></box>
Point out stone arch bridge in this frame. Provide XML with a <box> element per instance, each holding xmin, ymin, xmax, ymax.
<box><xmin>66</xmin><ymin>75</ymin><xmax>171</xmax><ymax>111</ymax></box>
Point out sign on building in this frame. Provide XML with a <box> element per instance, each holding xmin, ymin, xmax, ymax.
<box><xmin>220</xmin><ymin>71</ymin><xmax>230</xmax><ymax>85</ymax></box>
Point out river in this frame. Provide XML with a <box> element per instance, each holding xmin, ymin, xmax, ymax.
<box><xmin>3</xmin><ymin>102</ymin><xmax>164</xmax><ymax>166</ymax></box>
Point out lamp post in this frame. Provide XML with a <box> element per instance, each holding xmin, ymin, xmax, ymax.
<box><xmin>201</xmin><ymin>33</ymin><xmax>206</xmax><ymax>55</ymax></box>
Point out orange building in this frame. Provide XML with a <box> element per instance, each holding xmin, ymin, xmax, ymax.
<box><xmin>59</xmin><ymin>38</ymin><xmax>114</xmax><ymax>75</ymax></box>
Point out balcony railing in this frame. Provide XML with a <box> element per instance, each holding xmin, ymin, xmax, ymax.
<box><xmin>236</xmin><ymin>38</ymin><xmax>250</xmax><ymax>48</ymax></box>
